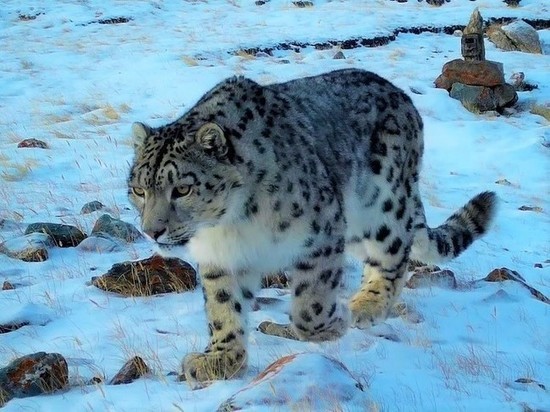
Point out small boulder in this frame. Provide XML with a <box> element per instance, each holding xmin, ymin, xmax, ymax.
<box><xmin>77</xmin><ymin>234</ymin><xmax>123</xmax><ymax>253</ymax></box>
<box><xmin>487</xmin><ymin>20</ymin><xmax>542</xmax><ymax>54</ymax></box>
<box><xmin>0</xmin><ymin>322</ymin><xmax>29</xmax><ymax>334</ymax></box>
<box><xmin>25</xmin><ymin>222</ymin><xmax>86</xmax><ymax>247</ymax></box>
<box><xmin>217</xmin><ymin>353</ymin><xmax>365</xmax><ymax>411</ymax></box>
<box><xmin>0</xmin><ymin>232</ymin><xmax>53</xmax><ymax>262</ymax></box>
<box><xmin>109</xmin><ymin>356</ymin><xmax>151</xmax><ymax>385</ymax></box>
<box><xmin>0</xmin><ymin>352</ymin><xmax>68</xmax><ymax>406</ymax></box>
<box><xmin>17</xmin><ymin>139</ymin><xmax>48</xmax><ymax>149</ymax></box>
<box><xmin>80</xmin><ymin>201</ymin><xmax>105</xmax><ymax>214</ymax></box>
<box><xmin>91</xmin><ymin>214</ymin><xmax>142</xmax><ymax>242</ymax></box>
<box><xmin>493</xmin><ymin>83</ymin><xmax>518</xmax><ymax>107</ymax></box>
<box><xmin>406</xmin><ymin>267</ymin><xmax>457</xmax><ymax>289</ymax></box>
<box><xmin>91</xmin><ymin>254</ymin><xmax>197</xmax><ymax>296</ymax></box>
<box><xmin>449</xmin><ymin>83</ymin><xmax>517</xmax><ymax>113</ymax></box>
<box><xmin>435</xmin><ymin>59</ymin><xmax>504</xmax><ymax>90</ymax></box>
<box><xmin>483</xmin><ymin>268</ymin><xmax>549</xmax><ymax>304</ymax></box>
<box><xmin>2</xmin><ymin>281</ymin><xmax>15</xmax><ymax>291</ymax></box>
<box><xmin>501</xmin><ymin>20</ymin><xmax>542</xmax><ymax>54</ymax></box>
<box><xmin>333</xmin><ymin>51</ymin><xmax>346</xmax><ymax>60</ymax></box>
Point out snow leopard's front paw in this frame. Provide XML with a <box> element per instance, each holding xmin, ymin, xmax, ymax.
<box><xmin>182</xmin><ymin>348</ymin><xmax>247</xmax><ymax>388</ymax></box>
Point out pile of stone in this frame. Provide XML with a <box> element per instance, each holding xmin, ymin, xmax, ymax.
<box><xmin>435</xmin><ymin>8</ymin><xmax>517</xmax><ymax>113</ymax></box>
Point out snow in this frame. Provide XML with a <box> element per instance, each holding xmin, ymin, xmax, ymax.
<box><xmin>1</xmin><ymin>0</ymin><xmax>549</xmax><ymax>411</ymax></box>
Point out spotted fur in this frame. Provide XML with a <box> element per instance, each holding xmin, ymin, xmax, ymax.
<box><xmin>128</xmin><ymin>69</ymin><xmax>497</xmax><ymax>385</ymax></box>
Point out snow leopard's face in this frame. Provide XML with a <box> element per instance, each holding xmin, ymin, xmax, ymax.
<box><xmin>128</xmin><ymin>122</ymin><xmax>244</xmax><ymax>245</ymax></box>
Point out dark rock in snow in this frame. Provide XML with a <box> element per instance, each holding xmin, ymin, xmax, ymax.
<box><xmin>80</xmin><ymin>200</ymin><xmax>105</xmax><ymax>214</ymax></box>
<box><xmin>2</xmin><ymin>281</ymin><xmax>15</xmax><ymax>290</ymax></box>
<box><xmin>109</xmin><ymin>356</ymin><xmax>151</xmax><ymax>385</ymax></box>
<box><xmin>0</xmin><ymin>352</ymin><xmax>68</xmax><ymax>406</ymax></box>
<box><xmin>17</xmin><ymin>139</ymin><xmax>49</xmax><ymax>149</ymax></box>
<box><xmin>406</xmin><ymin>267</ymin><xmax>457</xmax><ymax>289</ymax></box>
<box><xmin>333</xmin><ymin>51</ymin><xmax>346</xmax><ymax>59</ymax></box>
<box><xmin>0</xmin><ymin>322</ymin><xmax>30</xmax><ymax>334</ymax></box>
<box><xmin>91</xmin><ymin>214</ymin><xmax>142</xmax><ymax>242</ymax></box>
<box><xmin>25</xmin><ymin>222</ymin><xmax>86</xmax><ymax>247</ymax></box>
<box><xmin>483</xmin><ymin>267</ymin><xmax>550</xmax><ymax>304</ymax></box>
<box><xmin>0</xmin><ymin>232</ymin><xmax>53</xmax><ymax>262</ymax></box>
<box><xmin>91</xmin><ymin>254</ymin><xmax>196</xmax><ymax>296</ymax></box>
<box><xmin>449</xmin><ymin>83</ymin><xmax>517</xmax><ymax>113</ymax></box>
<box><xmin>292</xmin><ymin>1</ymin><xmax>314</xmax><ymax>7</ymax></box>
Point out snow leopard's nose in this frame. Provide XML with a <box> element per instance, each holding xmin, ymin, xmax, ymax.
<box><xmin>145</xmin><ymin>227</ymin><xmax>167</xmax><ymax>241</ymax></box>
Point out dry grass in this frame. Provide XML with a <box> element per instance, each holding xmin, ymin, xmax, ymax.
<box><xmin>181</xmin><ymin>55</ymin><xmax>200</xmax><ymax>66</ymax></box>
<box><xmin>0</xmin><ymin>159</ymin><xmax>37</xmax><ymax>182</ymax></box>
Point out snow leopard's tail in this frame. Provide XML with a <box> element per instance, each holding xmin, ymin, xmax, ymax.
<box><xmin>410</xmin><ymin>191</ymin><xmax>497</xmax><ymax>264</ymax></box>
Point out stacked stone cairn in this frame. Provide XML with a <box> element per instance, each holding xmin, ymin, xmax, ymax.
<box><xmin>435</xmin><ymin>8</ymin><xmax>517</xmax><ymax>113</ymax></box>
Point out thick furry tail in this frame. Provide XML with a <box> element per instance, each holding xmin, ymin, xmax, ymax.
<box><xmin>410</xmin><ymin>191</ymin><xmax>497</xmax><ymax>264</ymax></box>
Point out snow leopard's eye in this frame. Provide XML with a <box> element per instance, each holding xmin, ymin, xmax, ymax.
<box><xmin>172</xmin><ymin>185</ymin><xmax>192</xmax><ymax>199</ymax></box>
<box><xmin>131</xmin><ymin>187</ymin><xmax>145</xmax><ymax>197</ymax></box>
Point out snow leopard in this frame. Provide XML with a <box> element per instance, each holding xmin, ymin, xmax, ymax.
<box><xmin>127</xmin><ymin>68</ymin><xmax>497</xmax><ymax>385</ymax></box>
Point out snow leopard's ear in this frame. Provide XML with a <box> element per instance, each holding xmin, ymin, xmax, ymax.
<box><xmin>132</xmin><ymin>122</ymin><xmax>153</xmax><ymax>152</ymax></box>
<box><xmin>196</xmin><ymin>122</ymin><xmax>228</xmax><ymax>156</ymax></box>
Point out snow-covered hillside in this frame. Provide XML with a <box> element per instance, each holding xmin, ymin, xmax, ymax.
<box><xmin>0</xmin><ymin>1</ymin><xmax>548</xmax><ymax>411</ymax></box>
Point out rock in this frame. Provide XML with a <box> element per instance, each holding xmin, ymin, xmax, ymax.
<box><xmin>435</xmin><ymin>59</ymin><xmax>504</xmax><ymax>90</ymax></box>
<box><xmin>77</xmin><ymin>234</ymin><xmax>123</xmax><ymax>253</ymax></box>
<box><xmin>518</xmin><ymin>205</ymin><xmax>543</xmax><ymax>212</ymax></box>
<box><xmin>91</xmin><ymin>254</ymin><xmax>197</xmax><ymax>296</ymax></box>
<box><xmin>333</xmin><ymin>51</ymin><xmax>346</xmax><ymax>59</ymax></box>
<box><xmin>25</xmin><ymin>222</ymin><xmax>86</xmax><ymax>247</ymax></box>
<box><xmin>483</xmin><ymin>268</ymin><xmax>550</xmax><ymax>304</ymax></box>
<box><xmin>17</xmin><ymin>139</ymin><xmax>48</xmax><ymax>149</ymax></box>
<box><xmin>425</xmin><ymin>0</ymin><xmax>445</xmax><ymax>6</ymax></box>
<box><xmin>509</xmin><ymin>72</ymin><xmax>525</xmax><ymax>90</ymax></box>
<box><xmin>501</xmin><ymin>20</ymin><xmax>542</xmax><ymax>54</ymax></box>
<box><xmin>463</xmin><ymin>8</ymin><xmax>483</xmax><ymax>35</ymax></box>
<box><xmin>449</xmin><ymin>83</ymin><xmax>517</xmax><ymax>113</ymax></box>
<box><xmin>503</xmin><ymin>0</ymin><xmax>521</xmax><ymax>6</ymax></box>
<box><xmin>292</xmin><ymin>1</ymin><xmax>314</xmax><ymax>7</ymax></box>
<box><xmin>91</xmin><ymin>214</ymin><xmax>143</xmax><ymax>242</ymax></box>
<box><xmin>217</xmin><ymin>353</ymin><xmax>365</xmax><ymax>411</ymax></box>
<box><xmin>262</xmin><ymin>271</ymin><xmax>290</xmax><ymax>288</ymax></box>
<box><xmin>0</xmin><ymin>352</ymin><xmax>68</xmax><ymax>406</ymax></box>
<box><xmin>0</xmin><ymin>232</ymin><xmax>53</xmax><ymax>262</ymax></box>
<box><xmin>513</xmin><ymin>378</ymin><xmax>546</xmax><ymax>390</ymax></box>
<box><xmin>2</xmin><ymin>281</ymin><xmax>14</xmax><ymax>290</ymax></box>
<box><xmin>493</xmin><ymin>83</ymin><xmax>519</xmax><ymax>107</ymax></box>
<box><xmin>109</xmin><ymin>356</ymin><xmax>151</xmax><ymax>385</ymax></box>
<box><xmin>406</xmin><ymin>267</ymin><xmax>457</xmax><ymax>289</ymax></box>
<box><xmin>80</xmin><ymin>200</ymin><xmax>105</xmax><ymax>214</ymax></box>
<box><xmin>488</xmin><ymin>21</ymin><xmax>542</xmax><ymax>54</ymax></box>
<box><xmin>0</xmin><ymin>322</ymin><xmax>29</xmax><ymax>334</ymax></box>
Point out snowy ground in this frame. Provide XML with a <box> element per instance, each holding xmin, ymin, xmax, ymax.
<box><xmin>0</xmin><ymin>0</ymin><xmax>549</xmax><ymax>411</ymax></box>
